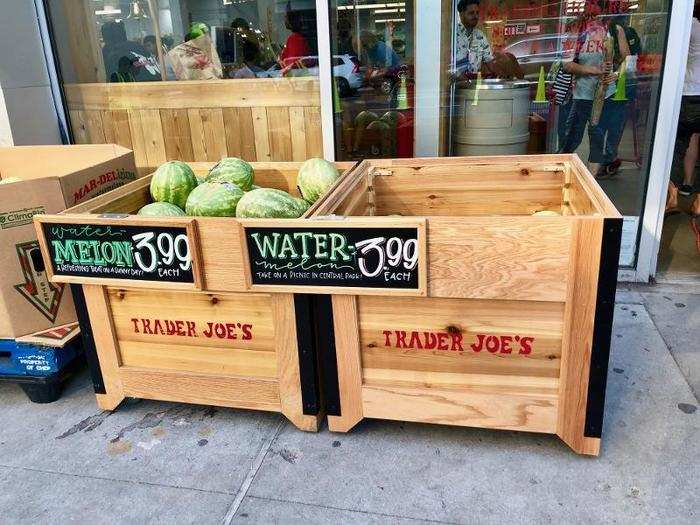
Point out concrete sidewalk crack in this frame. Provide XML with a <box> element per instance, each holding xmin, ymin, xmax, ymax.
<box><xmin>639</xmin><ymin>301</ymin><xmax>699</xmax><ymax>403</ymax></box>
<box><xmin>0</xmin><ymin>464</ymin><xmax>235</xmax><ymax>496</ymax></box>
<box><xmin>221</xmin><ymin>416</ymin><xmax>286</xmax><ymax>524</ymax></box>
<box><xmin>244</xmin><ymin>494</ymin><xmax>462</xmax><ymax>524</ymax></box>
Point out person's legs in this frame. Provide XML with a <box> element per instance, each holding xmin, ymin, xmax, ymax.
<box><xmin>557</xmin><ymin>99</ymin><xmax>574</xmax><ymax>150</ymax></box>
<box><xmin>600</xmin><ymin>100</ymin><xmax>627</xmax><ymax>166</ymax></box>
<box><xmin>560</xmin><ymin>99</ymin><xmax>592</xmax><ymax>154</ymax></box>
<box><xmin>588</xmin><ymin>99</ymin><xmax>613</xmax><ymax>176</ymax></box>
<box><xmin>680</xmin><ymin>133</ymin><xmax>699</xmax><ymax>195</ymax></box>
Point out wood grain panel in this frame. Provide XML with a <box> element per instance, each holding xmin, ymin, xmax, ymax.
<box><xmin>108</xmin><ymin>288</ymin><xmax>275</xmax><ymax>352</ymax></box>
<box><xmin>161</xmin><ymin>108</ymin><xmax>194</xmax><ymax>161</ymax></box>
<box><xmin>83</xmin><ymin>111</ymin><xmax>106</xmax><ymax>143</ymax></box>
<box><xmin>119</xmin><ymin>367</ymin><xmax>281</xmax><ymax>411</ymax></box>
<box><xmin>126</xmin><ymin>109</ymin><xmax>150</xmax><ymax>172</ymax></box>
<box><xmin>267</xmin><ymin>107</ymin><xmax>293</xmax><ymax>161</ymax></box>
<box><xmin>357</xmin><ymin>295</ymin><xmax>564</xmax><ymax>378</ymax></box>
<box><xmin>361</xmin><ymin>383</ymin><xmax>557</xmax><ymax>433</ymax></box>
<box><xmin>140</xmin><ymin>109</ymin><xmax>167</xmax><ymax>167</ymax></box>
<box><xmin>69</xmin><ymin>110</ymin><xmax>89</xmax><ymax>144</ymax></box>
<box><xmin>252</xmin><ymin>107</ymin><xmax>272</xmax><ymax>161</ymax></box>
<box><xmin>427</xmin><ymin>217</ymin><xmax>572</xmax><ymax>302</ymax></box>
<box><xmin>64</xmin><ymin>79</ymin><xmax>321</xmax><ymax>110</ymax></box>
<box><xmin>289</xmin><ymin>107</ymin><xmax>308</xmax><ymax>161</ymax></box>
<box><xmin>304</xmin><ymin>106</ymin><xmax>323</xmax><ymax>158</ymax></box>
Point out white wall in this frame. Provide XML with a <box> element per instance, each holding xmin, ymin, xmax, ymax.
<box><xmin>0</xmin><ymin>0</ymin><xmax>61</xmax><ymax>145</ymax></box>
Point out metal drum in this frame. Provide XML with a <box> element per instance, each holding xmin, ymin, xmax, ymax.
<box><xmin>453</xmin><ymin>79</ymin><xmax>531</xmax><ymax>156</ymax></box>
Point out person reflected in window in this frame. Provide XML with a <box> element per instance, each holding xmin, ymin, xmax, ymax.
<box><xmin>230</xmin><ymin>40</ymin><xmax>263</xmax><ymax>79</ymax></box>
<box><xmin>559</xmin><ymin>0</ymin><xmax>628</xmax><ymax>179</ymax></box>
<box><xmin>454</xmin><ymin>0</ymin><xmax>494</xmax><ymax>77</ymax></box>
<box><xmin>279</xmin><ymin>6</ymin><xmax>310</xmax><ymax>69</ymax></box>
<box><xmin>102</xmin><ymin>21</ymin><xmax>159</xmax><ymax>82</ymax></box>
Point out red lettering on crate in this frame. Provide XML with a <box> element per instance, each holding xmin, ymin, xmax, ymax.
<box><xmin>383</xmin><ymin>330</ymin><xmax>534</xmax><ymax>355</ymax></box>
<box><xmin>129</xmin><ymin>318</ymin><xmax>253</xmax><ymax>341</ymax></box>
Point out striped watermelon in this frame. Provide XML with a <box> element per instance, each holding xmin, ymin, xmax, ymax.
<box><xmin>296</xmin><ymin>158</ymin><xmax>340</xmax><ymax>204</ymax></box>
<box><xmin>150</xmin><ymin>161</ymin><xmax>198</xmax><ymax>209</ymax></box>
<box><xmin>137</xmin><ymin>202</ymin><xmax>186</xmax><ymax>216</ymax></box>
<box><xmin>236</xmin><ymin>188</ymin><xmax>307</xmax><ymax>219</ymax></box>
<box><xmin>185</xmin><ymin>182</ymin><xmax>244</xmax><ymax>217</ymax></box>
<box><xmin>206</xmin><ymin>157</ymin><xmax>254</xmax><ymax>191</ymax></box>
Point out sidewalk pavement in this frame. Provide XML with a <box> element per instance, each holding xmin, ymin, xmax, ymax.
<box><xmin>0</xmin><ymin>283</ymin><xmax>697</xmax><ymax>524</ymax></box>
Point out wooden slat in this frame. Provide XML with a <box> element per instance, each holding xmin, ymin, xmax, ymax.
<box><xmin>289</xmin><ymin>107</ymin><xmax>308</xmax><ymax>161</ymax></box>
<box><xmin>357</xmin><ymin>295</ymin><xmax>564</xmax><ymax>379</ymax></box>
<box><xmin>63</xmin><ymin>79</ymin><xmax>321</xmax><ymax>110</ymax></box>
<box><xmin>189</xmin><ymin>108</ymin><xmax>227</xmax><ymax>162</ymax></box>
<box><xmin>140</xmin><ymin>109</ymin><xmax>167</xmax><ymax>167</ymax></box>
<box><xmin>161</xmin><ymin>108</ymin><xmax>194</xmax><ymax>161</ymax></box>
<box><xmin>252</xmin><ymin>107</ymin><xmax>272</xmax><ymax>161</ymax></box>
<box><xmin>84</xmin><ymin>111</ymin><xmax>106</xmax><ymax>143</ymax></box>
<box><xmin>327</xmin><ymin>295</ymin><xmax>364</xmax><ymax>432</ymax></box>
<box><xmin>101</xmin><ymin>111</ymin><xmax>115</xmax><ymax>144</ymax></box>
<box><xmin>222</xmin><ymin>107</ymin><xmax>257</xmax><ymax>161</ymax></box>
<box><xmin>557</xmin><ymin>218</ymin><xmax>604</xmax><ymax>456</ymax></box>
<box><xmin>108</xmin><ymin>110</ymin><xmax>133</xmax><ymax>150</ymax></box>
<box><xmin>69</xmin><ymin>110</ymin><xmax>89</xmax><ymax>144</ymax></box>
<box><xmin>108</xmin><ymin>288</ymin><xmax>276</xmax><ymax>353</ymax></box>
<box><xmin>267</xmin><ymin>107</ymin><xmax>293</xmax><ymax>161</ymax></box>
<box><xmin>304</xmin><ymin>106</ymin><xmax>323</xmax><ymax>158</ymax></box>
<box><xmin>427</xmin><ymin>216</ymin><xmax>572</xmax><ymax>302</ymax></box>
<box><xmin>119</xmin><ymin>367</ymin><xmax>281</xmax><ymax>412</ymax></box>
<box><xmin>361</xmin><ymin>383</ymin><xmax>558</xmax><ymax>433</ymax></box>
<box><xmin>82</xmin><ymin>284</ymin><xmax>124</xmax><ymax>410</ymax></box>
<box><xmin>127</xmin><ymin>109</ymin><xmax>151</xmax><ymax>172</ymax></box>
<box><xmin>273</xmin><ymin>294</ymin><xmax>320</xmax><ymax>431</ymax></box>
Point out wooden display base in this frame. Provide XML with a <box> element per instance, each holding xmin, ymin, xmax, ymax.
<box><xmin>312</xmin><ymin>155</ymin><xmax>622</xmax><ymax>455</ymax></box>
<box><xmin>35</xmin><ymin>161</ymin><xmax>355</xmax><ymax>430</ymax></box>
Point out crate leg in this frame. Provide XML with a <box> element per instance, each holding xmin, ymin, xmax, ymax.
<box><xmin>274</xmin><ymin>294</ymin><xmax>321</xmax><ymax>433</ymax></box>
<box><xmin>82</xmin><ymin>285</ymin><xmax>126</xmax><ymax>410</ymax></box>
<box><xmin>327</xmin><ymin>295</ymin><xmax>363</xmax><ymax>433</ymax></box>
<box><xmin>95</xmin><ymin>392</ymin><xmax>125</xmax><ymax>411</ymax></box>
<box><xmin>557</xmin><ymin>219</ymin><xmax>621</xmax><ymax>456</ymax></box>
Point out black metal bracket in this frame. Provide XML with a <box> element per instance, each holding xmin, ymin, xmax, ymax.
<box><xmin>70</xmin><ymin>284</ymin><xmax>105</xmax><ymax>394</ymax></box>
<box><xmin>584</xmin><ymin>218</ymin><xmax>623</xmax><ymax>438</ymax></box>
<box><xmin>294</xmin><ymin>294</ymin><xmax>320</xmax><ymax>415</ymax></box>
<box><xmin>315</xmin><ymin>295</ymin><xmax>341</xmax><ymax>416</ymax></box>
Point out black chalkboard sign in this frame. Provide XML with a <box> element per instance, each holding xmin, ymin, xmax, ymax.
<box><xmin>41</xmin><ymin>221</ymin><xmax>196</xmax><ymax>285</ymax></box>
<box><xmin>244</xmin><ymin>223</ymin><xmax>425</xmax><ymax>292</ymax></box>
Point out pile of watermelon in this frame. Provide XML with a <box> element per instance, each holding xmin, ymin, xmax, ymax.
<box><xmin>138</xmin><ymin>157</ymin><xmax>340</xmax><ymax>218</ymax></box>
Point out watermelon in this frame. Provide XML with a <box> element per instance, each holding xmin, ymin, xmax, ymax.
<box><xmin>380</xmin><ymin>110</ymin><xmax>405</xmax><ymax>127</ymax></box>
<box><xmin>185</xmin><ymin>182</ymin><xmax>244</xmax><ymax>217</ymax></box>
<box><xmin>236</xmin><ymin>188</ymin><xmax>306</xmax><ymax>218</ymax></box>
<box><xmin>366</xmin><ymin>120</ymin><xmax>391</xmax><ymax>131</ymax></box>
<box><xmin>249</xmin><ymin>184</ymin><xmax>262</xmax><ymax>191</ymax></box>
<box><xmin>297</xmin><ymin>158</ymin><xmax>340</xmax><ymax>204</ymax></box>
<box><xmin>0</xmin><ymin>177</ymin><xmax>22</xmax><ymax>185</ymax></box>
<box><xmin>150</xmin><ymin>161</ymin><xmax>198</xmax><ymax>209</ymax></box>
<box><xmin>137</xmin><ymin>202</ymin><xmax>186</xmax><ymax>216</ymax></box>
<box><xmin>206</xmin><ymin>157</ymin><xmax>254</xmax><ymax>191</ymax></box>
<box><xmin>354</xmin><ymin>110</ymin><xmax>378</xmax><ymax>129</ymax></box>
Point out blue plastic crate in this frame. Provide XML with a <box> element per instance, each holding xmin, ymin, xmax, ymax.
<box><xmin>0</xmin><ymin>337</ymin><xmax>81</xmax><ymax>377</ymax></box>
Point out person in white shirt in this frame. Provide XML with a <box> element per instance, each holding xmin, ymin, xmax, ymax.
<box><xmin>454</xmin><ymin>0</ymin><xmax>494</xmax><ymax>76</ymax></box>
<box><xmin>667</xmin><ymin>1</ymin><xmax>700</xmax><ymax>252</ymax></box>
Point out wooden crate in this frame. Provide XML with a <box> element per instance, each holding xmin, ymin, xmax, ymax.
<box><xmin>34</xmin><ymin>161</ymin><xmax>355</xmax><ymax>431</ymax></box>
<box><xmin>311</xmin><ymin>155</ymin><xmax>622</xmax><ymax>455</ymax></box>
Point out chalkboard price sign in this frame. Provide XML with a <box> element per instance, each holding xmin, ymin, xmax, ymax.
<box><xmin>243</xmin><ymin>221</ymin><xmax>426</xmax><ymax>294</ymax></box>
<box><xmin>40</xmin><ymin>221</ymin><xmax>197</xmax><ymax>286</ymax></box>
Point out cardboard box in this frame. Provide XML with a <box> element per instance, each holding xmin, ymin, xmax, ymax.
<box><xmin>0</xmin><ymin>144</ymin><xmax>137</xmax><ymax>338</ymax></box>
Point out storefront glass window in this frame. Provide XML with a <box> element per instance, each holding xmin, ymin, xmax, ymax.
<box><xmin>45</xmin><ymin>1</ymin><xmax>323</xmax><ymax>174</ymax></box>
<box><xmin>327</xmin><ymin>0</ymin><xmax>671</xmax><ymax>267</ymax></box>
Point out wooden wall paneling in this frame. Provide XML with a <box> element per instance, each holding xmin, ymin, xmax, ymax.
<box><xmin>101</xmin><ymin>111</ymin><xmax>115</xmax><ymax>144</ymax></box>
<box><xmin>304</xmin><ymin>106</ymin><xmax>323</xmax><ymax>158</ymax></box>
<box><xmin>69</xmin><ymin>110</ymin><xmax>89</xmax><ymax>144</ymax></box>
<box><xmin>223</xmin><ymin>107</ymin><xmax>257</xmax><ymax>161</ymax></box>
<box><xmin>201</xmin><ymin>108</ymin><xmax>228</xmax><ymax>161</ymax></box>
<box><xmin>266</xmin><ymin>107</ymin><xmax>293</xmax><ymax>161</ymax></box>
<box><xmin>127</xmin><ymin>109</ymin><xmax>151</xmax><ymax>173</ymax></box>
<box><xmin>160</xmin><ymin>109</ymin><xmax>194</xmax><ymax>161</ymax></box>
<box><xmin>84</xmin><ymin>111</ymin><xmax>107</xmax><ymax>143</ymax></box>
<box><xmin>252</xmin><ymin>107</ymin><xmax>272</xmax><ymax>161</ymax></box>
<box><xmin>109</xmin><ymin>110</ymin><xmax>134</xmax><ymax>150</ymax></box>
<box><xmin>289</xmin><ymin>107</ymin><xmax>308</xmax><ymax>161</ymax></box>
<box><xmin>139</xmin><ymin>109</ymin><xmax>167</xmax><ymax>168</ymax></box>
